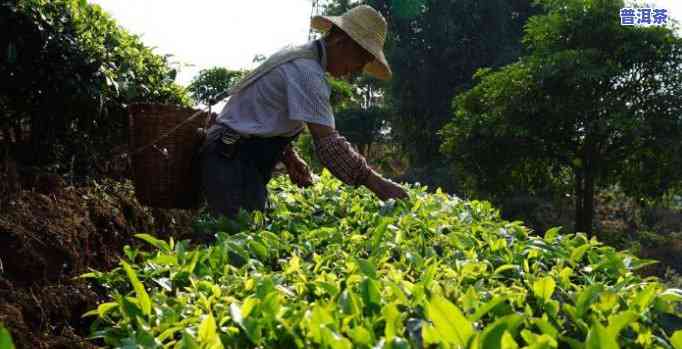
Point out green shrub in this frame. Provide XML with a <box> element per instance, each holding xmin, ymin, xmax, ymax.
<box><xmin>84</xmin><ymin>171</ymin><xmax>682</xmax><ymax>348</ymax></box>
<box><xmin>0</xmin><ymin>325</ymin><xmax>15</xmax><ymax>349</ymax></box>
<box><xmin>2</xmin><ymin>0</ymin><xmax>189</xmax><ymax>176</ymax></box>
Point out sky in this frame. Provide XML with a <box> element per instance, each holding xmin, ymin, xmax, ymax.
<box><xmin>89</xmin><ymin>0</ymin><xmax>682</xmax><ymax>87</ymax></box>
<box><xmin>88</xmin><ymin>0</ymin><xmax>316</xmax><ymax>86</ymax></box>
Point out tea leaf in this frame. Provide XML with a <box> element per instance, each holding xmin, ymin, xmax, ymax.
<box><xmin>585</xmin><ymin>323</ymin><xmax>619</xmax><ymax>349</ymax></box>
<box><xmin>0</xmin><ymin>326</ymin><xmax>15</xmax><ymax>349</ymax></box>
<box><xmin>671</xmin><ymin>331</ymin><xmax>682</xmax><ymax>349</ymax></box>
<box><xmin>533</xmin><ymin>277</ymin><xmax>556</xmax><ymax>302</ymax></box>
<box><xmin>198</xmin><ymin>313</ymin><xmax>218</xmax><ymax>345</ymax></box>
<box><xmin>479</xmin><ymin>314</ymin><xmax>524</xmax><ymax>349</ymax></box>
<box><xmin>135</xmin><ymin>234</ymin><xmax>170</xmax><ymax>252</ymax></box>
<box><xmin>426</xmin><ymin>296</ymin><xmax>473</xmax><ymax>346</ymax></box>
<box><xmin>121</xmin><ymin>261</ymin><xmax>151</xmax><ymax>316</ymax></box>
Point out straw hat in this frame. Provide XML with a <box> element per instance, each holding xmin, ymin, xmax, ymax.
<box><xmin>311</xmin><ymin>5</ymin><xmax>392</xmax><ymax>80</ymax></box>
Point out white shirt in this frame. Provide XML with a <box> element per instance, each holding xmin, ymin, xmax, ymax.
<box><xmin>215</xmin><ymin>40</ymin><xmax>335</xmax><ymax>137</ymax></box>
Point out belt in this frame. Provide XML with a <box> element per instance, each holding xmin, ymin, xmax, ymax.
<box><xmin>212</xmin><ymin>122</ymin><xmax>298</xmax><ymax>141</ymax></box>
<box><xmin>210</xmin><ymin>123</ymin><xmax>253</xmax><ymax>144</ymax></box>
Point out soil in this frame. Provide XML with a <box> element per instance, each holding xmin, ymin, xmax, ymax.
<box><xmin>0</xmin><ymin>178</ymin><xmax>199</xmax><ymax>349</ymax></box>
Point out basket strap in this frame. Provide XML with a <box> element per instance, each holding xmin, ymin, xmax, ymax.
<box><xmin>126</xmin><ymin>108</ymin><xmax>207</xmax><ymax>158</ymax></box>
<box><xmin>123</xmin><ymin>42</ymin><xmax>322</xmax><ymax>159</ymax></box>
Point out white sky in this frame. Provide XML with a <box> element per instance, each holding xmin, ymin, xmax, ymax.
<box><xmin>88</xmin><ymin>0</ymin><xmax>315</xmax><ymax>86</ymax></box>
<box><xmin>89</xmin><ymin>0</ymin><xmax>682</xmax><ymax>87</ymax></box>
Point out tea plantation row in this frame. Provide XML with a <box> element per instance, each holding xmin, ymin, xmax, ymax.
<box><xmin>82</xmin><ymin>171</ymin><xmax>682</xmax><ymax>348</ymax></box>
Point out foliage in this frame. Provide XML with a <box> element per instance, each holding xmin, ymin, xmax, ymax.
<box><xmin>442</xmin><ymin>0</ymin><xmax>682</xmax><ymax>235</ymax></box>
<box><xmin>293</xmin><ymin>130</ymin><xmax>323</xmax><ymax>173</ymax></box>
<box><xmin>327</xmin><ymin>77</ymin><xmax>360</xmax><ymax>110</ymax></box>
<box><xmin>0</xmin><ymin>325</ymin><xmax>15</xmax><ymax>349</ymax></box>
<box><xmin>84</xmin><ymin>171</ymin><xmax>682</xmax><ymax>348</ymax></box>
<box><xmin>1</xmin><ymin>0</ymin><xmax>189</xmax><ymax>177</ymax></box>
<box><xmin>335</xmin><ymin>106</ymin><xmax>390</xmax><ymax>157</ymax></box>
<box><xmin>188</xmin><ymin>68</ymin><xmax>244</xmax><ymax>106</ymax></box>
<box><xmin>374</xmin><ymin>0</ymin><xmax>536</xmax><ymax>167</ymax></box>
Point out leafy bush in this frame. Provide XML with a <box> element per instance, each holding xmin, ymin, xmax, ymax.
<box><xmin>187</xmin><ymin>68</ymin><xmax>244</xmax><ymax>106</ymax></box>
<box><xmin>0</xmin><ymin>325</ymin><xmax>15</xmax><ymax>349</ymax></box>
<box><xmin>2</xmin><ymin>0</ymin><xmax>189</xmax><ymax>176</ymax></box>
<box><xmin>84</xmin><ymin>171</ymin><xmax>682</xmax><ymax>348</ymax></box>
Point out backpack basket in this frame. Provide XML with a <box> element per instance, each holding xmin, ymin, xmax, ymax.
<box><xmin>128</xmin><ymin>103</ymin><xmax>208</xmax><ymax>209</ymax></box>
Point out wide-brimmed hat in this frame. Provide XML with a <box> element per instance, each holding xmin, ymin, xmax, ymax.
<box><xmin>311</xmin><ymin>5</ymin><xmax>392</xmax><ymax>80</ymax></box>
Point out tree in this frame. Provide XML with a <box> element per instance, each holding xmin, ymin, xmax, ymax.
<box><xmin>1</xmin><ymin>0</ymin><xmax>189</xmax><ymax>178</ymax></box>
<box><xmin>187</xmin><ymin>67</ymin><xmax>244</xmax><ymax>106</ymax></box>
<box><xmin>375</xmin><ymin>0</ymin><xmax>536</xmax><ymax>167</ymax></box>
<box><xmin>321</xmin><ymin>0</ymin><xmax>537</xmax><ymax>196</ymax></box>
<box><xmin>335</xmin><ymin>106</ymin><xmax>390</xmax><ymax>157</ymax></box>
<box><xmin>441</xmin><ymin>0</ymin><xmax>682</xmax><ymax>235</ymax></box>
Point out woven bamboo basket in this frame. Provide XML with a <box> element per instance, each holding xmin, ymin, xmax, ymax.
<box><xmin>128</xmin><ymin>103</ymin><xmax>208</xmax><ymax>209</ymax></box>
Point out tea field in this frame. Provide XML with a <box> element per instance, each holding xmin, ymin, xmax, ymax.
<box><xmin>64</xmin><ymin>171</ymin><xmax>682</xmax><ymax>348</ymax></box>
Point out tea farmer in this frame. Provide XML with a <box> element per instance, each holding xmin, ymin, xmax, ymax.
<box><xmin>200</xmin><ymin>5</ymin><xmax>407</xmax><ymax>218</ymax></box>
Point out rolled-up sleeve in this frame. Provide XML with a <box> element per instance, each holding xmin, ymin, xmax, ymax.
<box><xmin>284</xmin><ymin>61</ymin><xmax>335</xmax><ymax>128</ymax></box>
<box><xmin>314</xmin><ymin>131</ymin><xmax>373</xmax><ymax>187</ymax></box>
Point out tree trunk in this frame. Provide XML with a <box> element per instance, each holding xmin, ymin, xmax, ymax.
<box><xmin>581</xmin><ymin>170</ymin><xmax>595</xmax><ymax>236</ymax></box>
<box><xmin>574</xmin><ymin>141</ymin><xmax>596</xmax><ymax>236</ymax></box>
<box><xmin>574</xmin><ymin>169</ymin><xmax>584</xmax><ymax>233</ymax></box>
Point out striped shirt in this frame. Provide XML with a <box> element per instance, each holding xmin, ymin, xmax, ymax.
<box><xmin>215</xmin><ymin>40</ymin><xmax>335</xmax><ymax>137</ymax></box>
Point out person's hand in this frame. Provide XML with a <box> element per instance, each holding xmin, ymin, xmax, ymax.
<box><xmin>364</xmin><ymin>171</ymin><xmax>408</xmax><ymax>201</ymax></box>
<box><xmin>283</xmin><ymin>148</ymin><xmax>314</xmax><ymax>188</ymax></box>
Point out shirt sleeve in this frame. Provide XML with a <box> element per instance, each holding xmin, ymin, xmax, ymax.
<box><xmin>283</xmin><ymin>61</ymin><xmax>335</xmax><ymax>128</ymax></box>
<box><xmin>314</xmin><ymin>131</ymin><xmax>373</xmax><ymax>187</ymax></box>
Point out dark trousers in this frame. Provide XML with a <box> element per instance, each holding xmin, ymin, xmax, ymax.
<box><xmin>199</xmin><ymin>124</ymin><xmax>295</xmax><ymax>218</ymax></box>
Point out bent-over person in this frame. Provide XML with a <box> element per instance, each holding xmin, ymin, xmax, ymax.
<box><xmin>200</xmin><ymin>5</ymin><xmax>407</xmax><ymax>219</ymax></box>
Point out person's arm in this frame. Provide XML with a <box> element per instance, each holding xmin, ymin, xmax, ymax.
<box><xmin>307</xmin><ymin>122</ymin><xmax>407</xmax><ymax>200</ymax></box>
<box><xmin>281</xmin><ymin>144</ymin><xmax>314</xmax><ymax>188</ymax></box>
<box><xmin>281</xmin><ymin>62</ymin><xmax>406</xmax><ymax>199</ymax></box>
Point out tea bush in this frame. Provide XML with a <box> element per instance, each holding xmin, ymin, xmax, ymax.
<box><xmin>0</xmin><ymin>325</ymin><xmax>15</xmax><ymax>349</ymax></box>
<box><xmin>84</xmin><ymin>171</ymin><xmax>682</xmax><ymax>348</ymax></box>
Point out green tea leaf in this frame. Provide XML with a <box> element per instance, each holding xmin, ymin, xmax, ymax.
<box><xmin>570</xmin><ymin>244</ymin><xmax>590</xmax><ymax>264</ymax></box>
<box><xmin>383</xmin><ymin>302</ymin><xmax>402</xmax><ymax>340</ymax></box>
<box><xmin>494</xmin><ymin>264</ymin><xmax>516</xmax><ymax>275</ymax></box>
<box><xmin>121</xmin><ymin>261</ymin><xmax>151</xmax><ymax>316</ymax></box>
<box><xmin>532</xmin><ymin>317</ymin><xmax>559</xmax><ymax>338</ymax></box>
<box><xmin>360</xmin><ymin>278</ymin><xmax>381</xmax><ymax>310</ymax></box>
<box><xmin>634</xmin><ymin>283</ymin><xmax>658</xmax><ymax>311</ymax></box>
<box><xmin>197</xmin><ymin>313</ymin><xmax>218</xmax><ymax>345</ymax></box>
<box><xmin>544</xmin><ymin>227</ymin><xmax>561</xmax><ymax>242</ymax></box>
<box><xmin>349</xmin><ymin>326</ymin><xmax>372</xmax><ymax>346</ymax></box>
<box><xmin>248</xmin><ymin>239</ymin><xmax>269</xmax><ymax>260</ymax></box>
<box><xmin>606</xmin><ymin>311</ymin><xmax>638</xmax><ymax>338</ymax></box>
<box><xmin>470</xmin><ymin>296</ymin><xmax>508</xmax><ymax>322</ymax></box>
<box><xmin>533</xmin><ymin>277</ymin><xmax>556</xmax><ymax>302</ymax></box>
<box><xmin>241</xmin><ymin>297</ymin><xmax>259</xmax><ymax>318</ymax></box>
<box><xmin>97</xmin><ymin>302</ymin><xmax>119</xmax><ymax>318</ymax></box>
<box><xmin>576</xmin><ymin>285</ymin><xmax>603</xmax><ymax>319</ymax></box>
<box><xmin>357</xmin><ymin>258</ymin><xmax>378</xmax><ymax>279</ymax></box>
<box><xmin>0</xmin><ymin>326</ymin><xmax>15</xmax><ymax>349</ymax></box>
<box><xmin>179</xmin><ymin>332</ymin><xmax>201</xmax><ymax>349</ymax></box>
<box><xmin>585</xmin><ymin>323</ymin><xmax>618</xmax><ymax>349</ymax></box>
<box><xmin>426</xmin><ymin>295</ymin><xmax>474</xmax><ymax>347</ymax></box>
<box><xmin>671</xmin><ymin>331</ymin><xmax>682</xmax><ymax>349</ymax></box>
<box><xmin>479</xmin><ymin>314</ymin><xmax>524</xmax><ymax>349</ymax></box>
<box><xmin>134</xmin><ymin>233</ymin><xmax>170</xmax><ymax>252</ymax></box>
<box><xmin>501</xmin><ymin>331</ymin><xmax>520</xmax><ymax>349</ymax></box>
